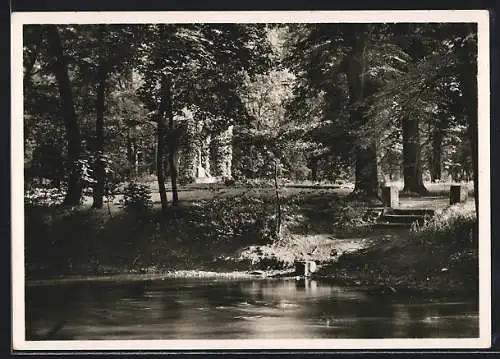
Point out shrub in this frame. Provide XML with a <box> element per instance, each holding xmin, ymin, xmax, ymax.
<box><xmin>119</xmin><ymin>182</ymin><xmax>152</xmax><ymax>215</ymax></box>
<box><xmin>331</xmin><ymin>201</ymin><xmax>377</xmax><ymax>230</ymax></box>
<box><xmin>223</xmin><ymin>177</ymin><xmax>235</xmax><ymax>186</ymax></box>
<box><xmin>25</xmin><ymin>185</ymin><xmax>66</xmax><ymax>207</ymax></box>
<box><xmin>411</xmin><ymin>202</ymin><xmax>477</xmax><ymax>247</ymax></box>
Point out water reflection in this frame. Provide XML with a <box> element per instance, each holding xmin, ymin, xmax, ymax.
<box><xmin>25</xmin><ymin>278</ymin><xmax>478</xmax><ymax>340</ymax></box>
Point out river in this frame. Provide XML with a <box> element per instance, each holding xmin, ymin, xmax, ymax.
<box><xmin>25</xmin><ymin>277</ymin><xmax>478</xmax><ymax>340</ymax></box>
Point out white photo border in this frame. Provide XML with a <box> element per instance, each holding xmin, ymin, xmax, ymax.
<box><xmin>11</xmin><ymin>10</ymin><xmax>492</xmax><ymax>351</ymax></box>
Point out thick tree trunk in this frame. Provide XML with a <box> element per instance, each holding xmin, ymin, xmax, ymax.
<box><xmin>402</xmin><ymin>115</ymin><xmax>427</xmax><ymax>194</ymax></box>
<box><xmin>344</xmin><ymin>26</ymin><xmax>379</xmax><ymax>199</ymax></box>
<box><xmin>45</xmin><ymin>25</ymin><xmax>83</xmax><ymax>205</ymax></box>
<box><xmin>92</xmin><ymin>26</ymin><xmax>106</xmax><ymax>209</ymax></box>
<box><xmin>156</xmin><ymin>76</ymin><xmax>169</xmax><ymax>215</ymax></box>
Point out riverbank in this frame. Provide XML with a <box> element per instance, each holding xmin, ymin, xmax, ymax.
<box><xmin>23</xmin><ymin>184</ymin><xmax>478</xmax><ymax>296</ymax></box>
<box><xmin>315</xmin><ymin>201</ymin><xmax>479</xmax><ymax>296</ymax></box>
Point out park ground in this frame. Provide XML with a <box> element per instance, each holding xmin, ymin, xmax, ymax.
<box><xmin>24</xmin><ymin>180</ymin><xmax>478</xmax><ymax>296</ymax></box>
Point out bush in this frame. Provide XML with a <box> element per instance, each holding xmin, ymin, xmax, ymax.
<box><xmin>184</xmin><ymin>197</ymin><xmax>280</xmax><ymax>247</ymax></box>
<box><xmin>223</xmin><ymin>177</ymin><xmax>235</xmax><ymax>186</ymax></box>
<box><xmin>330</xmin><ymin>201</ymin><xmax>379</xmax><ymax>230</ymax></box>
<box><xmin>411</xmin><ymin>202</ymin><xmax>477</xmax><ymax>247</ymax></box>
<box><xmin>119</xmin><ymin>182</ymin><xmax>152</xmax><ymax>215</ymax></box>
<box><xmin>25</xmin><ymin>185</ymin><xmax>66</xmax><ymax>207</ymax></box>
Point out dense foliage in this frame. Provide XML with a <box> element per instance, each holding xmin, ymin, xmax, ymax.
<box><xmin>24</xmin><ymin>23</ymin><xmax>477</xmax><ymax>208</ymax></box>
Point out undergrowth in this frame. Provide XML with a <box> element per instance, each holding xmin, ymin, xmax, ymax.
<box><xmin>319</xmin><ymin>201</ymin><xmax>479</xmax><ymax>292</ymax></box>
<box><xmin>25</xmin><ymin>196</ymin><xmax>290</xmax><ymax>276</ymax></box>
<box><xmin>410</xmin><ymin>202</ymin><xmax>477</xmax><ymax>248</ymax></box>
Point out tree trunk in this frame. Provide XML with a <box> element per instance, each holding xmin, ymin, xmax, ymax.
<box><xmin>458</xmin><ymin>35</ymin><xmax>478</xmax><ymax>216</ymax></box>
<box><xmin>354</xmin><ymin>143</ymin><xmax>380</xmax><ymax>198</ymax></box>
<box><xmin>402</xmin><ymin>115</ymin><xmax>427</xmax><ymax>194</ymax></box>
<box><xmin>92</xmin><ymin>25</ymin><xmax>106</xmax><ymax>209</ymax></box>
<box><xmin>150</xmin><ymin>143</ymin><xmax>157</xmax><ymax>174</ymax></box>
<box><xmin>430</xmin><ymin>136</ymin><xmax>442</xmax><ymax>183</ymax></box>
<box><xmin>156</xmin><ymin>75</ymin><xmax>169</xmax><ymax>215</ymax></box>
<box><xmin>310</xmin><ymin>158</ymin><xmax>318</xmax><ymax>182</ymax></box>
<box><xmin>166</xmin><ymin>102</ymin><xmax>179</xmax><ymax>206</ymax></box>
<box><xmin>273</xmin><ymin>160</ymin><xmax>281</xmax><ymax>238</ymax></box>
<box><xmin>430</xmin><ymin>114</ymin><xmax>447</xmax><ymax>182</ymax></box>
<box><xmin>167</xmin><ymin>147</ymin><xmax>179</xmax><ymax>206</ymax></box>
<box><xmin>132</xmin><ymin>140</ymin><xmax>138</xmax><ymax>178</ymax></box>
<box><xmin>45</xmin><ymin>25</ymin><xmax>82</xmax><ymax>205</ymax></box>
<box><xmin>134</xmin><ymin>145</ymin><xmax>140</xmax><ymax>177</ymax></box>
<box><xmin>467</xmin><ymin>114</ymin><xmax>478</xmax><ymax>216</ymax></box>
<box><xmin>344</xmin><ymin>26</ymin><xmax>379</xmax><ymax>199</ymax></box>
<box><xmin>156</xmin><ymin>125</ymin><xmax>168</xmax><ymax>214</ymax></box>
<box><xmin>126</xmin><ymin>130</ymin><xmax>134</xmax><ymax>176</ymax></box>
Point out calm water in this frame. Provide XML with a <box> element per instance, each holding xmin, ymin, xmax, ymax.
<box><xmin>25</xmin><ymin>278</ymin><xmax>478</xmax><ymax>340</ymax></box>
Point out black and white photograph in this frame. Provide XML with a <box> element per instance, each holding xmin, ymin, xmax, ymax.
<box><xmin>11</xmin><ymin>10</ymin><xmax>491</xmax><ymax>350</ymax></box>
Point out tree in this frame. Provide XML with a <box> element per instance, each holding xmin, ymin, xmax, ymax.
<box><xmin>45</xmin><ymin>25</ymin><xmax>83</xmax><ymax>205</ymax></box>
<box><xmin>375</xmin><ymin>23</ymin><xmax>478</xmax><ymax>210</ymax></box>
<box><xmin>391</xmin><ymin>25</ymin><xmax>430</xmax><ymax>194</ymax></box>
<box><xmin>235</xmin><ymin>68</ymin><xmax>297</xmax><ymax>180</ymax></box>
<box><xmin>25</xmin><ymin>24</ymin><xmax>152</xmax><ymax>208</ymax></box>
<box><xmin>284</xmin><ymin>24</ymin><xmax>407</xmax><ymax>198</ymax></box>
<box><xmin>155</xmin><ymin>74</ymin><xmax>170</xmax><ymax>213</ymax></box>
<box><xmin>401</xmin><ymin>113</ymin><xmax>427</xmax><ymax>193</ymax></box>
<box><xmin>92</xmin><ymin>25</ymin><xmax>107</xmax><ymax>208</ymax></box>
<box><xmin>341</xmin><ymin>25</ymin><xmax>380</xmax><ymax>198</ymax></box>
<box><xmin>429</xmin><ymin>110</ymin><xmax>448</xmax><ymax>182</ymax></box>
<box><xmin>86</xmin><ymin>25</ymin><xmax>142</xmax><ymax>208</ymax></box>
<box><xmin>455</xmin><ymin>24</ymin><xmax>479</xmax><ymax>215</ymax></box>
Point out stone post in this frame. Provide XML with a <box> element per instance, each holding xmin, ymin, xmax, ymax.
<box><xmin>382</xmin><ymin>186</ymin><xmax>399</xmax><ymax>208</ymax></box>
<box><xmin>450</xmin><ymin>184</ymin><xmax>468</xmax><ymax>205</ymax></box>
<box><xmin>295</xmin><ymin>260</ymin><xmax>317</xmax><ymax>277</ymax></box>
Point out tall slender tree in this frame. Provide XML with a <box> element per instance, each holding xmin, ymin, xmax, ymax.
<box><xmin>92</xmin><ymin>25</ymin><xmax>107</xmax><ymax>208</ymax></box>
<box><xmin>45</xmin><ymin>25</ymin><xmax>83</xmax><ymax>205</ymax></box>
